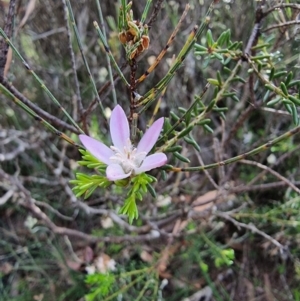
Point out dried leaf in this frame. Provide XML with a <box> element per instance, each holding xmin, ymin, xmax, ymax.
<box><xmin>140</xmin><ymin>250</ymin><xmax>153</xmax><ymax>263</ymax></box>
<box><xmin>192</xmin><ymin>190</ymin><xmax>236</xmax><ymax>212</ymax></box>
<box><xmin>0</xmin><ymin>262</ymin><xmax>13</xmax><ymax>275</ymax></box>
<box><xmin>33</xmin><ymin>294</ymin><xmax>44</xmax><ymax>301</ymax></box>
<box><xmin>84</xmin><ymin>246</ymin><xmax>94</xmax><ymax>263</ymax></box>
<box><xmin>244</xmin><ymin>277</ymin><xmax>255</xmax><ymax>301</ymax></box>
<box><xmin>66</xmin><ymin>260</ymin><xmax>82</xmax><ymax>271</ymax></box>
<box><xmin>264</xmin><ymin>273</ymin><xmax>275</xmax><ymax>301</ymax></box>
<box><xmin>101</xmin><ymin>216</ymin><xmax>114</xmax><ymax>229</ymax></box>
<box><xmin>192</xmin><ymin>190</ymin><xmax>218</xmax><ymax>212</ymax></box>
<box><xmin>182</xmin><ymin>286</ymin><xmax>212</xmax><ymax>301</ymax></box>
<box><xmin>157</xmin><ymin>243</ymin><xmax>181</xmax><ymax>275</ymax></box>
<box><xmin>19</xmin><ymin>0</ymin><xmax>36</xmax><ymax>29</ymax></box>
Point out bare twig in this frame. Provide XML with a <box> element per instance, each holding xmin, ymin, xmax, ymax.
<box><xmin>195</xmin><ymin>151</ymin><xmax>219</xmax><ymax>190</ymax></box>
<box><xmin>263</xmin><ymin>4</ymin><xmax>300</xmax><ymax>17</ymax></box>
<box><xmin>1</xmin><ymin>78</ymin><xmax>81</xmax><ymax>134</ymax></box>
<box><xmin>0</xmin><ymin>140</ymin><xmax>36</xmax><ymax>161</ymax></box>
<box><xmin>263</xmin><ymin>20</ymin><xmax>300</xmax><ymax>33</ymax></box>
<box><xmin>0</xmin><ymin>169</ymin><xmax>167</xmax><ymax>243</ymax></box>
<box><xmin>248</xmin><ymin>144</ymin><xmax>300</xmax><ymax>187</ymax></box>
<box><xmin>0</xmin><ymin>189</ymin><xmax>14</xmax><ymax>205</ymax></box>
<box><xmin>34</xmin><ymin>200</ymin><xmax>74</xmax><ymax>221</ymax></box>
<box><xmin>244</xmin><ymin>1</ymin><xmax>265</xmax><ymax>55</ymax></box>
<box><xmin>240</xmin><ymin>159</ymin><xmax>300</xmax><ymax>195</ymax></box>
<box><xmin>95</xmin><ymin>0</ymin><xmax>117</xmax><ymax>106</ymax></box>
<box><xmin>215</xmin><ymin>211</ymin><xmax>288</xmax><ymax>253</ymax></box>
<box><xmin>61</xmin><ymin>0</ymin><xmax>84</xmax><ymax>121</ymax></box>
<box><xmin>0</xmin><ymin>0</ymin><xmax>16</xmax><ymax>77</ymax></box>
<box><xmin>147</xmin><ymin>0</ymin><xmax>165</xmax><ymax>28</ymax></box>
<box><xmin>230</xmin><ymin>180</ymin><xmax>300</xmax><ymax>193</ymax></box>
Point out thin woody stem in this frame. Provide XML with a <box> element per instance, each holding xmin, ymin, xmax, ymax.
<box><xmin>158</xmin><ymin>83</ymin><xmax>210</xmax><ymax>142</ymax></box>
<box><xmin>95</xmin><ymin>0</ymin><xmax>117</xmax><ymax>106</ymax></box>
<box><xmin>0</xmin><ymin>0</ymin><xmax>16</xmax><ymax>77</ymax></box>
<box><xmin>65</xmin><ymin>0</ymin><xmax>107</xmax><ymax>122</ymax></box>
<box><xmin>263</xmin><ymin>4</ymin><xmax>300</xmax><ymax>17</ymax></box>
<box><xmin>168</xmin><ymin>125</ymin><xmax>300</xmax><ymax>173</ymax></box>
<box><xmin>0</xmin><ymin>83</ymin><xmax>80</xmax><ymax>146</ymax></box>
<box><xmin>147</xmin><ymin>0</ymin><xmax>164</xmax><ymax>28</ymax></box>
<box><xmin>263</xmin><ymin>20</ymin><xmax>300</xmax><ymax>33</ymax></box>
<box><xmin>61</xmin><ymin>0</ymin><xmax>84</xmax><ymax>119</ymax></box>
<box><xmin>240</xmin><ymin>159</ymin><xmax>300</xmax><ymax>194</ymax></box>
<box><xmin>0</xmin><ymin>27</ymin><xmax>84</xmax><ymax>134</ymax></box>
<box><xmin>158</xmin><ymin>61</ymin><xmax>242</xmax><ymax>151</ymax></box>
<box><xmin>137</xmin><ymin>1</ymin><xmax>215</xmax><ymax>113</ymax></box>
<box><xmin>0</xmin><ymin>79</ymin><xmax>81</xmax><ymax>134</ymax></box>
<box><xmin>135</xmin><ymin>4</ymin><xmax>190</xmax><ymax>85</ymax></box>
<box><xmin>93</xmin><ymin>21</ymin><xmax>130</xmax><ymax>88</ymax></box>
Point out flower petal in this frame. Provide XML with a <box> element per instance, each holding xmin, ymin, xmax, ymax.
<box><xmin>110</xmin><ymin>105</ymin><xmax>130</xmax><ymax>149</ymax></box>
<box><xmin>106</xmin><ymin>164</ymin><xmax>131</xmax><ymax>181</ymax></box>
<box><xmin>79</xmin><ymin>134</ymin><xmax>113</xmax><ymax>165</ymax></box>
<box><xmin>137</xmin><ymin>117</ymin><xmax>164</xmax><ymax>154</ymax></box>
<box><xmin>135</xmin><ymin>153</ymin><xmax>167</xmax><ymax>174</ymax></box>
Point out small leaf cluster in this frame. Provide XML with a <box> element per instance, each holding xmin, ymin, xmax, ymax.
<box><xmin>194</xmin><ymin>29</ymin><xmax>242</xmax><ymax>66</ymax></box>
<box><xmin>195</xmin><ymin>29</ymin><xmax>246</xmax><ymax>104</ymax></box>
<box><xmin>119</xmin><ymin>173</ymin><xmax>157</xmax><ymax>224</ymax></box>
<box><xmin>85</xmin><ymin>272</ymin><xmax>115</xmax><ymax>301</ymax></box>
<box><xmin>70</xmin><ymin>149</ymin><xmax>111</xmax><ymax>199</ymax></box>
<box><xmin>70</xmin><ymin>149</ymin><xmax>157</xmax><ymax>223</ymax></box>
<box><xmin>160</xmin><ymin>84</ymin><xmax>230</xmax><ymax>165</ymax></box>
<box><xmin>214</xmin><ymin>248</ymin><xmax>235</xmax><ymax>268</ymax></box>
<box><xmin>162</xmin><ymin>111</ymin><xmax>202</xmax><ymax>164</ymax></box>
<box><xmin>248</xmin><ymin>41</ymin><xmax>300</xmax><ymax>125</ymax></box>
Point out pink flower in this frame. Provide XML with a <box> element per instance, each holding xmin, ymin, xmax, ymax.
<box><xmin>79</xmin><ymin>105</ymin><xmax>167</xmax><ymax>181</ymax></box>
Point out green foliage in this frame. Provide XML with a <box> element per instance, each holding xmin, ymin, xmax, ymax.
<box><xmin>70</xmin><ymin>149</ymin><xmax>111</xmax><ymax>199</ymax></box>
<box><xmin>85</xmin><ymin>273</ymin><xmax>115</xmax><ymax>301</ymax></box>
<box><xmin>77</xmin><ymin>149</ymin><xmax>108</xmax><ymax>170</ymax></box>
<box><xmin>214</xmin><ymin>249</ymin><xmax>235</xmax><ymax>268</ymax></box>
<box><xmin>201</xmin><ymin>233</ymin><xmax>235</xmax><ymax>269</ymax></box>
<box><xmin>71</xmin><ymin>148</ymin><xmax>157</xmax><ymax>223</ymax></box>
<box><xmin>195</xmin><ymin>28</ymin><xmax>242</xmax><ymax>64</ymax></box>
<box><xmin>293</xmin><ymin>290</ymin><xmax>300</xmax><ymax>301</ymax></box>
<box><xmin>2</xmin><ymin>0</ymin><xmax>300</xmax><ymax>300</ymax></box>
<box><xmin>70</xmin><ymin>172</ymin><xmax>111</xmax><ymax>199</ymax></box>
<box><xmin>84</xmin><ymin>267</ymin><xmax>159</xmax><ymax>301</ymax></box>
<box><xmin>119</xmin><ymin>173</ymin><xmax>157</xmax><ymax>223</ymax></box>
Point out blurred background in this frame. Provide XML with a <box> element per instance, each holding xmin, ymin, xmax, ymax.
<box><xmin>1</xmin><ymin>0</ymin><xmax>300</xmax><ymax>300</ymax></box>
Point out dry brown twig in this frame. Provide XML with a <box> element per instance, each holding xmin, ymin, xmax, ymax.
<box><xmin>239</xmin><ymin>159</ymin><xmax>300</xmax><ymax>195</ymax></box>
<box><xmin>214</xmin><ymin>211</ymin><xmax>289</xmax><ymax>256</ymax></box>
<box><xmin>263</xmin><ymin>19</ymin><xmax>300</xmax><ymax>32</ymax></box>
<box><xmin>0</xmin><ymin>168</ymin><xmax>170</xmax><ymax>243</ymax></box>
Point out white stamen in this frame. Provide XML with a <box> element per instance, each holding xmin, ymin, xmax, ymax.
<box><xmin>109</xmin><ymin>139</ymin><xmax>147</xmax><ymax>174</ymax></box>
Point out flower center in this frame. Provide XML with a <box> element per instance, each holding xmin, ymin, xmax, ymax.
<box><xmin>109</xmin><ymin>139</ymin><xmax>146</xmax><ymax>174</ymax></box>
